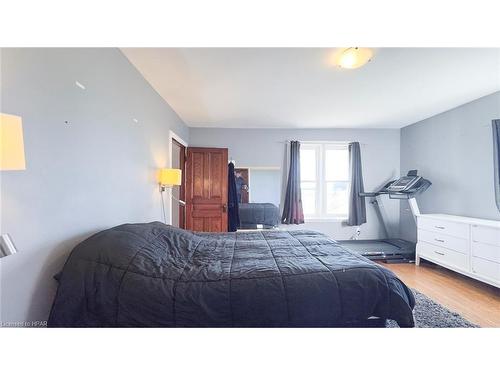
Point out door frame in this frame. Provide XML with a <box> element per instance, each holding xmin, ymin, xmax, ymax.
<box><xmin>169</xmin><ymin>130</ymin><xmax>188</xmax><ymax>227</ymax></box>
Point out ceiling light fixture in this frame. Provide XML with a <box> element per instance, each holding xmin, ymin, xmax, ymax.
<box><xmin>338</xmin><ymin>47</ymin><xmax>373</xmax><ymax>69</ymax></box>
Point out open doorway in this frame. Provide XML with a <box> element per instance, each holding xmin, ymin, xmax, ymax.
<box><xmin>170</xmin><ymin>131</ymin><xmax>187</xmax><ymax>228</ymax></box>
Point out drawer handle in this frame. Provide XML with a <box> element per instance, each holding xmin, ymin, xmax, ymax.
<box><xmin>434</xmin><ymin>238</ymin><xmax>445</xmax><ymax>243</ymax></box>
<box><xmin>434</xmin><ymin>226</ymin><xmax>445</xmax><ymax>229</ymax></box>
<box><xmin>434</xmin><ymin>251</ymin><xmax>445</xmax><ymax>256</ymax></box>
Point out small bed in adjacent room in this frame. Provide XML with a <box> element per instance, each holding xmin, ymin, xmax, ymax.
<box><xmin>238</xmin><ymin>202</ymin><xmax>280</xmax><ymax>229</ymax></box>
<box><xmin>48</xmin><ymin>222</ymin><xmax>415</xmax><ymax>327</ymax></box>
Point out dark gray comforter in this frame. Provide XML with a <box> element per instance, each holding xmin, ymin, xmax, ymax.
<box><xmin>48</xmin><ymin>222</ymin><xmax>415</xmax><ymax>327</ymax></box>
<box><xmin>238</xmin><ymin>203</ymin><xmax>280</xmax><ymax>228</ymax></box>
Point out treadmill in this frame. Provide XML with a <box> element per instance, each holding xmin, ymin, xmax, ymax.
<box><xmin>338</xmin><ymin>170</ymin><xmax>431</xmax><ymax>263</ymax></box>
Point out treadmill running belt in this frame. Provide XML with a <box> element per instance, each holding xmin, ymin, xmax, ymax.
<box><xmin>337</xmin><ymin>239</ymin><xmax>415</xmax><ymax>262</ymax></box>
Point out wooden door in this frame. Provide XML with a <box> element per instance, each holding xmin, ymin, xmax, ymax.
<box><xmin>185</xmin><ymin>147</ymin><xmax>228</xmax><ymax>232</ymax></box>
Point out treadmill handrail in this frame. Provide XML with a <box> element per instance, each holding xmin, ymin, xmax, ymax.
<box><xmin>359</xmin><ymin>178</ymin><xmax>431</xmax><ymax>198</ymax></box>
<box><xmin>359</xmin><ymin>192</ymin><xmax>378</xmax><ymax>197</ymax></box>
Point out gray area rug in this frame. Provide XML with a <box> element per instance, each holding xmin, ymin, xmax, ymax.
<box><xmin>387</xmin><ymin>289</ymin><xmax>479</xmax><ymax>328</ymax></box>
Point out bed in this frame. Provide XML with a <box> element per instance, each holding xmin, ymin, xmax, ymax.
<box><xmin>48</xmin><ymin>222</ymin><xmax>415</xmax><ymax>327</ymax></box>
<box><xmin>238</xmin><ymin>202</ymin><xmax>280</xmax><ymax>229</ymax></box>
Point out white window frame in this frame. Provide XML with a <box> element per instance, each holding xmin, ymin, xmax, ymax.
<box><xmin>300</xmin><ymin>142</ymin><xmax>349</xmax><ymax>221</ymax></box>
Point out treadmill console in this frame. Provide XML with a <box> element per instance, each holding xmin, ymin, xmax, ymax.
<box><xmin>359</xmin><ymin>170</ymin><xmax>431</xmax><ymax>198</ymax></box>
<box><xmin>386</xmin><ymin>175</ymin><xmax>422</xmax><ymax>192</ymax></box>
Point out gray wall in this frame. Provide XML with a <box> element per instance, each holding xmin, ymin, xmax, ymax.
<box><xmin>400</xmin><ymin>91</ymin><xmax>500</xmax><ymax>242</ymax></box>
<box><xmin>0</xmin><ymin>48</ymin><xmax>189</xmax><ymax>325</ymax></box>
<box><xmin>190</xmin><ymin>128</ymin><xmax>401</xmax><ymax>239</ymax></box>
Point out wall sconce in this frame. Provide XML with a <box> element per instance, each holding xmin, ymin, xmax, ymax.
<box><xmin>158</xmin><ymin>168</ymin><xmax>185</xmax><ymax>224</ymax></box>
<box><xmin>0</xmin><ymin>234</ymin><xmax>18</xmax><ymax>258</ymax></box>
<box><xmin>158</xmin><ymin>168</ymin><xmax>182</xmax><ymax>192</ymax></box>
<box><xmin>0</xmin><ymin>113</ymin><xmax>26</xmax><ymax>258</ymax></box>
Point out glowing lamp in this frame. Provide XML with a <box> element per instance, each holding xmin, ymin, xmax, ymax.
<box><xmin>158</xmin><ymin>168</ymin><xmax>182</xmax><ymax>187</ymax></box>
<box><xmin>0</xmin><ymin>113</ymin><xmax>26</xmax><ymax>258</ymax></box>
<box><xmin>338</xmin><ymin>47</ymin><xmax>373</xmax><ymax>69</ymax></box>
<box><xmin>0</xmin><ymin>113</ymin><xmax>26</xmax><ymax>170</ymax></box>
<box><xmin>158</xmin><ymin>168</ymin><xmax>185</xmax><ymax>224</ymax></box>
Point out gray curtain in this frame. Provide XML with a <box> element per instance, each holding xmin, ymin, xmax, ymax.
<box><xmin>347</xmin><ymin>142</ymin><xmax>366</xmax><ymax>226</ymax></box>
<box><xmin>493</xmin><ymin>120</ymin><xmax>500</xmax><ymax>212</ymax></box>
<box><xmin>281</xmin><ymin>141</ymin><xmax>304</xmax><ymax>224</ymax></box>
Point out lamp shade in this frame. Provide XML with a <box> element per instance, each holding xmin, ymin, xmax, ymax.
<box><xmin>158</xmin><ymin>168</ymin><xmax>182</xmax><ymax>186</ymax></box>
<box><xmin>0</xmin><ymin>113</ymin><xmax>26</xmax><ymax>170</ymax></box>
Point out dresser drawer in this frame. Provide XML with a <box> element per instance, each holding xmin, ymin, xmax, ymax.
<box><xmin>418</xmin><ymin>217</ymin><xmax>469</xmax><ymax>239</ymax></box>
<box><xmin>472</xmin><ymin>257</ymin><xmax>500</xmax><ymax>282</ymax></box>
<box><xmin>418</xmin><ymin>229</ymin><xmax>468</xmax><ymax>254</ymax></box>
<box><xmin>471</xmin><ymin>225</ymin><xmax>500</xmax><ymax>247</ymax></box>
<box><xmin>417</xmin><ymin>242</ymin><xmax>468</xmax><ymax>271</ymax></box>
<box><xmin>472</xmin><ymin>241</ymin><xmax>500</xmax><ymax>264</ymax></box>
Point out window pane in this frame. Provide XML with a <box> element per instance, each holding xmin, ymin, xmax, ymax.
<box><xmin>326</xmin><ymin>181</ymin><xmax>348</xmax><ymax>216</ymax></box>
<box><xmin>300</xmin><ymin>148</ymin><xmax>316</xmax><ymax>181</ymax></box>
<box><xmin>325</xmin><ymin>149</ymin><xmax>349</xmax><ymax>181</ymax></box>
<box><xmin>301</xmin><ymin>181</ymin><xmax>316</xmax><ymax>215</ymax></box>
<box><xmin>301</xmin><ymin>190</ymin><xmax>316</xmax><ymax>215</ymax></box>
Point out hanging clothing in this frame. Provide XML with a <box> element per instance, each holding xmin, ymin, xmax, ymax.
<box><xmin>281</xmin><ymin>140</ymin><xmax>305</xmax><ymax>224</ymax></box>
<box><xmin>227</xmin><ymin>162</ymin><xmax>240</xmax><ymax>231</ymax></box>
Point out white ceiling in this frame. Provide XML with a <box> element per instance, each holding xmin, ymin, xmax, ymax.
<box><xmin>122</xmin><ymin>48</ymin><xmax>500</xmax><ymax>129</ymax></box>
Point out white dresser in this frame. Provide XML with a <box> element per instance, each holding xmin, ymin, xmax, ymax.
<box><xmin>416</xmin><ymin>214</ymin><xmax>500</xmax><ymax>288</ymax></box>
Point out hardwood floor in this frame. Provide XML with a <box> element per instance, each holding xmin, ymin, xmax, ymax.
<box><xmin>381</xmin><ymin>260</ymin><xmax>500</xmax><ymax>327</ymax></box>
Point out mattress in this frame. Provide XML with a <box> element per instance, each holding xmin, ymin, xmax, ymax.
<box><xmin>48</xmin><ymin>222</ymin><xmax>415</xmax><ymax>327</ymax></box>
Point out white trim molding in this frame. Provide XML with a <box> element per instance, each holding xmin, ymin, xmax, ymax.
<box><xmin>168</xmin><ymin>130</ymin><xmax>188</xmax><ymax>225</ymax></box>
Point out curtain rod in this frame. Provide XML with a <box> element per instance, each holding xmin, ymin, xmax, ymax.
<box><xmin>281</xmin><ymin>140</ymin><xmax>367</xmax><ymax>145</ymax></box>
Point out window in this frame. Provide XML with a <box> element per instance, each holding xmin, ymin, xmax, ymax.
<box><xmin>300</xmin><ymin>143</ymin><xmax>349</xmax><ymax>219</ymax></box>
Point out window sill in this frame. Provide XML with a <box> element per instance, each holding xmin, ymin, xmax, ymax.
<box><xmin>304</xmin><ymin>217</ymin><xmax>348</xmax><ymax>223</ymax></box>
